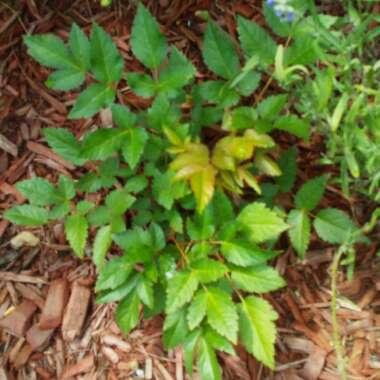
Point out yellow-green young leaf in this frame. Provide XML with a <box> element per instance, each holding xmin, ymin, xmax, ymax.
<box><xmin>206</xmin><ymin>287</ymin><xmax>238</xmax><ymax>344</ymax></box>
<box><xmin>212</xmin><ymin>137</ymin><xmax>236</xmax><ymax>171</ymax></box>
<box><xmin>231</xmin><ymin>265</ymin><xmax>285</xmax><ymax>293</ymax></box>
<box><xmin>115</xmin><ymin>289</ymin><xmax>140</xmax><ymax>336</ymax></box>
<box><xmin>190</xmin><ymin>165</ymin><xmax>216</xmax><ymax>213</ymax></box>
<box><xmin>287</xmin><ymin>209</ymin><xmax>311</xmax><ymax>258</ymax></box>
<box><xmin>166</xmin><ymin>271</ymin><xmax>199</xmax><ymax>313</ymax></box>
<box><xmin>244</xmin><ymin>129</ymin><xmax>275</xmax><ymax>148</ymax></box>
<box><xmin>239</xmin><ymin>296</ymin><xmax>278</xmax><ymax>368</ymax></box>
<box><xmin>130</xmin><ymin>4</ymin><xmax>168</xmax><ymax>69</ymax></box>
<box><xmin>254</xmin><ymin>154</ymin><xmax>281</xmax><ymax>177</ymax></box>
<box><xmin>65</xmin><ymin>214</ymin><xmax>88</xmax><ymax>258</ymax></box>
<box><xmin>187</xmin><ymin>289</ymin><xmax>208</xmax><ymax>330</ymax></box>
<box><xmin>237</xmin><ymin>202</ymin><xmax>288</xmax><ymax>243</ymax></box>
<box><xmin>197</xmin><ymin>337</ymin><xmax>222</xmax><ymax>380</ymax></box>
<box><xmin>93</xmin><ymin>225</ymin><xmax>112</xmax><ymax>269</ymax></box>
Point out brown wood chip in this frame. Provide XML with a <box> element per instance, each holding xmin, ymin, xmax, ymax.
<box><xmin>61</xmin><ymin>354</ymin><xmax>94</xmax><ymax>379</ymax></box>
<box><xmin>61</xmin><ymin>281</ymin><xmax>91</xmax><ymax>341</ymax></box>
<box><xmin>302</xmin><ymin>348</ymin><xmax>327</xmax><ymax>380</ymax></box>
<box><xmin>39</xmin><ymin>279</ymin><xmax>69</xmax><ymax>329</ymax></box>
<box><xmin>26</xmin><ymin>324</ymin><xmax>54</xmax><ymax>351</ymax></box>
<box><xmin>0</xmin><ymin>300</ymin><xmax>37</xmax><ymax>337</ymax></box>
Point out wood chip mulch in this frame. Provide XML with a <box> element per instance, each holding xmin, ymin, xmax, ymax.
<box><xmin>1</xmin><ymin>1</ymin><xmax>380</xmax><ymax>379</ymax></box>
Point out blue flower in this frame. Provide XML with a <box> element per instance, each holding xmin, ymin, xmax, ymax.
<box><xmin>266</xmin><ymin>0</ymin><xmax>275</xmax><ymax>6</ymax></box>
<box><xmin>287</xmin><ymin>11</ymin><xmax>294</xmax><ymax>22</ymax></box>
<box><xmin>275</xmin><ymin>9</ymin><xmax>283</xmax><ymax>17</ymax></box>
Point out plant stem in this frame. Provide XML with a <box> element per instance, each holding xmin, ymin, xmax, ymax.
<box><xmin>331</xmin><ymin>247</ymin><xmax>348</xmax><ymax>380</ymax></box>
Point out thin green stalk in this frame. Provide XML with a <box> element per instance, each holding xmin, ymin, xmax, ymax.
<box><xmin>331</xmin><ymin>247</ymin><xmax>348</xmax><ymax>380</ymax></box>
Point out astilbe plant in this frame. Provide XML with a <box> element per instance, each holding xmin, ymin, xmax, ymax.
<box><xmin>4</xmin><ymin>2</ymin><xmax>362</xmax><ymax>378</ymax></box>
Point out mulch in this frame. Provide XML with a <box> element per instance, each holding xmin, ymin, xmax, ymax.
<box><xmin>1</xmin><ymin>1</ymin><xmax>380</xmax><ymax>379</ymax></box>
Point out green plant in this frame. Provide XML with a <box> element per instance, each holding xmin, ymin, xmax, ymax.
<box><xmin>3</xmin><ymin>4</ymin><xmax>302</xmax><ymax>378</ymax></box>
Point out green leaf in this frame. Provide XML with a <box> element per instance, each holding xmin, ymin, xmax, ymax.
<box><xmin>69</xmin><ymin>83</ymin><xmax>115</xmax><ymax>119</ymax></box>
<box><xmin>184</xmin><ymin>330</ymin><xmax>201</xmax><ymax>375</ymax></box>
<box><xmin>95</xmin><ymin>257</ymin><xmax>133</xmax><ymax>291</ymax></box>
<box><xmin>90</xmin><ymin>24</ymin><xmax>123</xmax><ymax>83</ymax></box>
<box><xmin>76</xmin><ymin>200</ymin><xmax>94</xmax><ymax>215</ymax></box>
<box><xmin>136</xmin><ymin>276</ymin><xmax>154</xmax><ymax>308</ymax></box>
<box><xmin>197</xmin><ymin>337</ymin><xmax>222</xmax><ymax>380</ymax></box>
<box><xmin>236</xmin><ymin>71</ymin><xmax>261</xmax><ymax>96</ymax></box>
<box><xmin>295</xmin><ymin>176</ymin><xmax>327</xmax><ymax>211</ymax></box>
<box><xmin>130</xmin><ymin>4</ymin><xmax>168</xmax><ymax>69</ymax></box>
<box><xmin>115</xmin><ymin>289</ymin><xmax>140</xmax><ymax>336</ymax></box>
<box><xmin>314</xmin><ymin>208</ymin><xmax>357</xmax><ymax>244</ymax></box>
<box><xmin>81</xmin><ymin>128</ymin><xmax>123</xmax><ymax>160</ymax></box>
<box><xmin>24</xmin><ymin>34</ymin><xmax>75</xmax><ymax>69</ymax></box>
<box><xmin>126</xmin><ymin>72</ymin><xmax>156</xmax><ymax>98</ymax></box>
<box><xmin>93</xmin><ymin>225</ymin><xmax>112</xmax><ymax>269</ymax></box>
<box><xmin>166</xmin><ymin>270</ymin><xmax>199</xmax><ymax>313</ymax></box>
<box><xmin>239</xmin><ymin>296</ymin><xmax>278</xmax><ymax>368</ymax></box>
<box><xmin>187</xmin><ymin>289</ymin><xmax>207</xmax><ymax>330</ymax></box>
<box><xmin>4</xmin><ymin>205</ymin><xmax>49</xmax><ymax>226</ymax></box>
<box><xmin>69</xmin><ymin>23</ymin><xmax>91</xmax><ymax>70</ymax></box>
<box><xmin>16</xmin><ymin>178</ymin><xmax>59</xmax><ymax>206</ymax></box>
<box><xmin>43</xmin><ymin>128</ymin><xmax>83</xmax><ymax>165</ymax></box>
<box><xmin>287</xmin><ymin>209</ymin><xmax>311</xmax><ymax>258</ymax></box>
<box><xmin>111</xmin><ymin>104</ymin><xmax>136</xmax><ymax>129</ymax></box>
<box><xmin>46</xmin><ymin>69</ymin><xmax>85</xmax><ymax>91</ymax></box>
<box><xmin>231</xmin><ymin>265</ymin><xmax>285</xmax><ymax>293</ymax></box>
<box><xmin>237</xmin><ymin>202</ymin><xmax>288</xmax><ymax>243</ymax></box>
<box><xmin>105</xmin><ymin>189</ymin><xmax>136</xmax><ymax>215</ymax></box>
<box><xmin>221</xmin><ymin>240</ymin><xmax>275</xmax><ymax>266</ymax></box>
<box><xmin>121</xmin><ymin>128</ymin><xmax>148</xmax><ymax>170</ymax></box>
<box><xmin>206</xmin><ymin>287</ymin><xmax>238</xmax><ymax>343</ymax></box>
<box><xmin>57</xmin><ymin>176</ymin><xmax>76</xmax><ymax>200</ymax></box>
<box><xmin>158</xmin><ymin>47</ymin><xmax>196</xmax><ymax>95</ymax></box>
<box><xmin>65</xmin><ymin>214</ymin><xmax>88</xmax><ymax>258</ymax></box>
<box><xmin>163</xmin><ymin>309</ymin><xmax>189</xmax><ymax>349</ymax></box>
<box><xmin>274</xmin><ymin>115</ymin><xmax>310</xmax><ymax>141</ymax></box>
<box><xmin>192</xmin><ymin>259</ymin><xmax>226</xmax><ymax>284</ymax></box>
<box><xmin>203</xmin><ymin>20</ymin><xmax>240</xmax><ymax>79</ymax></box>
<box><xmin>237</xmin><ymin>16</ymin><xmax>277</xmax><ymax>65</ymax></box>
<box><xmin>257</xmin><ymin>94</ymin><xmax>288</xmax><ymax>120</ymax></box>
<box><xmin>263</xmin><ymin>4</ymin><xmax>291</xmax><ymax>37</ymax></box>
<box><xmin>277</xmin><ymin>146</ymin><xmax>297</xmax><ymax>192</ymax></box>
<box><xmin>203</xmin><ymin>326</ymin><xmax>235</xmax><ymax>355</ymax></box>
<box><xmin>96</xmin><ymin>273</ymin><xmax>139</xmax><ymax>303</ymax></box>
<box><xmin>187</xmin><ymin>207</ymin><xmax>215</xmax><ymax>241</ymax></box>
<box><xmin>147</xmin><ymin>93</ymin><xmax>180</xmax><ymax>130</ymax></box>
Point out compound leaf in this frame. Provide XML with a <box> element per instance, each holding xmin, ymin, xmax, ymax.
<box><xmin>295</xmin><ymin>176</ymin><xmax>327</xmax><ymax>211</ymax></box>
<box><xmin>4</xmin><ymin>205</ymin><xmax>49</xmax><ymax>226</ymax></box>
<box><xmin>65</xmin><ymin>214</ymin><xmax>88</xmax><ymax>258</ymax></box>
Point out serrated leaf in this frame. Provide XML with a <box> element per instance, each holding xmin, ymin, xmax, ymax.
<box><xmin>274</xmin><ymin>115</ymin><xmax>310</xmax><ymax>141</ymax></box>
<box><xmin>95</xmin><ymin>256</ymin><xmax>132</xmax><ymax>291</ymax></box>
<box><xmin>16</xmin><ymin>178</ymin><xmax>59</xmax><ymax>206</ymax></box>
<box><xmin>277</xmin><ymin>146</ymin><xmax>297</xmax><ymax>192</ymax></box>
<box><xmin>158</xmin><ymin>47</ymin><xmax>196</xmax><ymax>95</ymax></box>
<box><xmin>237</xmin><ymin>16</ymin><xmax>277</xmax><ymax>65</ymax></box>
<box><xmin>121</xmin><ymin>128</ymin><xmax>148</xmax><ymax>170</ymax></box>
<box><xmin>166</xmin><ymin>270</ymin><xmax>199</xmax><ymax>313</ymax></box>
<box><xmin>69</xmin><ymin>23</ymin><xmax>91</xmax><ymax>70</ymax></box>
<box><xmin>257</xmin><ymin>94</ymin><xmax>288</xmax><ymax>120</ymax></box>
<box><xmin>69</xmin><ymin>83</ymin><xmax>115</xmax><ymax>119</ymax></box>
<box><xmin>65</xmin><ymin>214</ymin><xmax>88</xmax><ymax>258</ymax></box>
<box><xmin>93</xmin><ymin>225</ymin><xmax>112</xmax><ymax>269</ymax></box>
<box><xmin>46</xmin><ymin>69</ymin><xmax>85</xmax><ymax>91</ymax></box>
<box><xmin>203</xmin><ymin>20</ymin><xmax>240</xmax><ymax>79</ymax></box>
<box><xmin>295</xmin><ymin>176</ymin><xmax>327</xmax><ymax>211</ymax></box>
<box><xmin>190</xmin><ymin>165</ymin><xmax>216</xmax><ymax>213</ymax></box>
<box><xmin>314</xmin><ymin>208</ymin><xmax>357</xmax><ymax>244</ymax></box>
<box><xmin>76</xmin><ymin>200</ymin><xmax>94</xmax><ymax>215</ymax></box>
<box><xmin>197</xmin><ymin>338</ymin><xmax>222</xmax><ymax>380</ymax></box>
<box><xmin>57</xmin><ymin>175</ymin><xmax>76</xmax><ymax>200</ymax></box>
<box><xmin>43</xmin><ymin>128</ymin><xmax>84</xmax><ymax>165</ymax></box>
<box><xmin>192</xmin><ymin>259</ymin><xmax>226</xmax><ymax>284</ymax></box>
<box><xmin>105</xmin><ymin>189</ymin><xmax>136</xmax><ymax>215</ymax></box>
<box><xmin>4</xmin><ymin>205</ymin><xmax>49</xmax><ymax>226</ymax></box>
<box><xmin>130</xmin><ymin>4</ymin><xmax>167</xmax><ymax>69</ymax></box>
<box><xmin>221</xmin><ymin>240</ymin><xmax>275</xmax><ymax>266</ymax></box>
<box><xmin>187</xmin><ymin>289</ymin><xmax>207</xmax><ymax>330</ymax></box>
<box><xmin>136</xmin><ymin>276</ymin><xmax>154</xmax><ymax>308</ymax></box>
<box><xmin>206</xmin><ymin>287</ymin><xmax>238</xmax><ymax>343</ymax></box>
<box><xmin>231</xmin><ymin>265</ymin><xmax>285</xmax><ymax>293</ymax></box>
<box><xmin>90</xmin><ymin>24</ymin><xmax>123</xmax><ymax>83</ymax></box>
<box><xmin>126</xmin><ymin>72</ymin><xmax>156</xmax><ymax>98</ymax></box>
<box><xmin>96</xmin><ymin>273</ymin><xmax>139</xmax><ymax>303</ymax></box>
<box><xmin>184</xmin><ymin>330</ymin><xmax>201</xmax><ymax>375</ymax></box>
<box><xmin>239</xmin><ymin>296</ymin><xmax>278</xmax><ymax>368</ymax></box>
<box><xmin>263</xmin><ymin>4</ymin><xmax>291</xmax><ymax>37</ymax></box>
<box><xmin>24</xmin><ymin>34</ymin><xmax>76</xmax><ymax>69</ymax></box>
<box><xmin>287</xmin><ymin>209</ymin><xmax>310</xmax><ymax>258</ymax></box>
<box><xmin>203</xmin><ymin>326</ymin><xmax>235</xmax><ymax>355</ymax></box>
<box><xmin>237</xmin><ymin>202</ymin><xmax>288</xmax><ymax>243</ymax></box>
<box><xmin>81</xmin><ymin>128</ymin><xmax>123</xmax><ymax>160</ymax></box>
<box><xmin>115</xmin><ymin>289</ymin><xmax>140</xmax><ymax>336</ymax></box>
<box><xmin>111</xmin><ymin>104</ymin><xmax>136</xmax><ymax>129</ymax></box>
<box><xmin>163</xmin><ymin>309</ymin><xmax>189</xmax><ymax>349</ymax></box>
